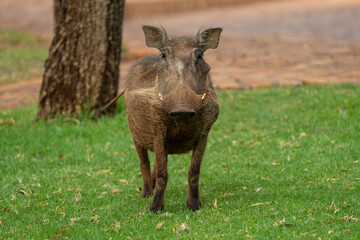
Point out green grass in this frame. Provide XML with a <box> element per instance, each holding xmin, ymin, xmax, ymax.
<box><xmin>1</xmin><ymin>84</ymin><xmax>359</xmax><ymax>239</ymax></box>
<box><xmin>0</xmin><ymin>29</ymin><xmax>49</xmax><ymax>85</ymax></box>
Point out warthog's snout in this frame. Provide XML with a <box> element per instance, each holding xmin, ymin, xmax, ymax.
<box><xmin>169</xmin><ymin>109</ymin><xmax>197</xmax><ymax>120</ymax></box>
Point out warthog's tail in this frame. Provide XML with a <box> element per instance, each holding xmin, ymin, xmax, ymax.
<box><xmin>93</xmin><ymin>90</ymin><xmax>125</xmax><ymax>118</ymax></box>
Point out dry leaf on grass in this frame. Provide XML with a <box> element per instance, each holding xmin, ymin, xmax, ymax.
<box><xmin>299</xmin><ymin>132</ymin><xmax>307</xmax><ymax>138</ymax></box>
<box><xmin>97</xmin><ymin>192</ymin><xmax>108</xmax><ymax>199</ymax></box>
<box><xmin>251</xmin><ymin>201</ymin><xmax>278</xmax><ymax>207</ymax></box>
<box><xmin>70</xmin><ymin>217</ymin><xmax>81</xmax><ymax>223</ymax></box>
<box><xmin>214</xmin><ymin>193</ymin><xmax>234</xmax><ymax>208</ymax></box>
<box><xmin>17</xmin><ymin>190</ymin><xmax>29</xmax><ymax>196</ymax></box>
<box><xmin>58</xmin><ymin>212</ymin><xmax>65</xmax><ymax>217</ymax></box>
<box><xmin>55</xmin><ymin>227</ymin><xmax>71</xmax><ymax>238</ymax></box>
<box><xmin>211</xmin><ymin>233</ymin><xmax>232</xmax><ymax>238</ymax></box>
<box><xmin>328</xmin><ymin>202</ymin><xmax>339</xmax><ymax>214</ymax></box>
<box><xmin>343</xmin><ymin>216</ymin><xmax>358</xmax><ymax>222</ymax></box>
<box><xmin>119</xmin><ymin>179</ymin><xmax>128</xmax><ymax>184</ymax></box>
<box><xmin>111</xmin><ymin>188</ymin><xmax>120</xmax><ymax>194</ymax></box>
<box><xmin>89</xmin><ymin>216</ymin><xmax>99</xmax><ymax>223</ymax></box>
<box><xmin>53</xmin><ymin>189</ymin><xmax>62</xmax><ymax>194</ymax></box>
<box><xmin>179</xmin><ymin>222</ymin><xmax>189</xmax><ymax>231</ymax></box>
<box><xmin>163</xmin><ymin>212</ymin><xmax>172</xmax><ymax>218</ymax></box>
<box><xmin>73</xmin><ymin>193</ymin><xmax>82</xmax><ymax>202</ymax></box>
<box><xmin>64</xmin><ymin>117</ymin><xmax>80</xmax><ymax>124</ymax></box>
<box><xmin>273</xmin><ymin>217</ymin><xmax>286</xmax><ymax>227</ymax></box>
<box><xmin>0</xmin><ymin>118</ymin><xmax>15</xmax><ymax>126</ymax></box>
<box><xmin>37</xmin><ymin>201</ymin><xmax>47</xmax><ymax>206</ymax></box>
<box><xmin>156</xmin><ymin>222</ymin><xmax>163</xmax><ymax>229</ymax></box>
<box><xmin>60</xmin><ymin>227</ymin><xmax>70</xmax><ymax>234</ymax></box>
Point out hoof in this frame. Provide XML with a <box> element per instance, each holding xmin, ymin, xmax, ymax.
<box><xmin>149</xmin><ymin>203</ymin><xmax>164</xmax><ymax>213</ymax></box>
<box><xmin>141</xmin><ymin>191</ymin><xmax>152</xmax><ymax>198</ymax></box>
<box><xmin>187</xmin><ymin>199</ymin><xmax>201</xmax><ymax>211</ymax></box>
<box><xmin>141</xmin><ymin>183</ymin><xmax>153</xmax><ymax>198</ymax></box>
<box><xmin>141</xmin><ymin>188</ymin><xmax>153</xmax><ymax>198</ymax></box>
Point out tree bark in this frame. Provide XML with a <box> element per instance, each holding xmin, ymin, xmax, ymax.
<box><xmin>37</xmin><ymin>0</ymin><xmax>125</xmax><ymax>119</ymax></box>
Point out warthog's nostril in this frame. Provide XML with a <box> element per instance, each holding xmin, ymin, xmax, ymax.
<box><xmin>169</xmin><ymin>109</ymin><xmax>197</xmax><ymax>120</ymax></box>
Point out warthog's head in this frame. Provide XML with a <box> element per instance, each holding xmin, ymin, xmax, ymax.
<box><xmin>143</xmin><ymin>25</ymin><xmax>222</xmax><ymax>121</ymax></box>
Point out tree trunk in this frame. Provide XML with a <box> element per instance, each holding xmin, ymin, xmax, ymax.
<box><xmin>37</xmin><ymin>0</ymin><xmax>125</xmax><ymax>119</ymax></box>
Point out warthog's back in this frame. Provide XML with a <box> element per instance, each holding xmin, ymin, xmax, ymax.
<box><xmin>125</xmin><ymin>56</ymin><xmax>159</xmax><ymax>91</ymax></box>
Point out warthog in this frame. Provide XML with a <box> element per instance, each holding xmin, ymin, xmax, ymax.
<box><xmin>124</xmin><ymin>25</ymin><xmax>222</xmax><ymax>212</ymax></box>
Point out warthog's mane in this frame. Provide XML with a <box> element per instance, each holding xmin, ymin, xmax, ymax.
<box><xmin>127</xmin><ymin>87</ymin><xmax>161</xmax><ymax>106</ymax></box>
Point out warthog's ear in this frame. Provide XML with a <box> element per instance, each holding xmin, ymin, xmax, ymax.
<box><xmin>197</xmin><ymin>28</ymin><xmax>222</xmax><ymax>51</ymax></box>
<box><xmin>143</xmin><ymin>25</ymin><xmax>168</xmax><ymax>50</ymax></box>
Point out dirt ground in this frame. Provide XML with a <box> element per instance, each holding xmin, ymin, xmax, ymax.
<box><xmin>0</xmin><ymin>0</ymin><xmax>360</xmax><ymax>109</ymax></box>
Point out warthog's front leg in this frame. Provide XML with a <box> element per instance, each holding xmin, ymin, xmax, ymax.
<box><xmin>150</xmin><ymin>134</ymin><xmax>168</xmax><ymax>213</ymax></box>
<box><xmin>134</xmin><ymin>141</ymin><xmax>153</xmax><ymax>198</ymax></box>
<box><xmin>187</xmin><ymin>133</ymin><xmax>209</xmax><ymax>211</ymax></box>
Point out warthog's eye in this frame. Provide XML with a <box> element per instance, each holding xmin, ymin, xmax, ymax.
<box><xmin>196</xmin><ymin>54</ymin><xmax>203</xmax><ymax>65</ymax></box>
<box><xmin>195</xmin><ymin>49</ymin><xmax>204</xmax><ymax>65</ymax></box>
<box><xmin>160</xmin><ymin>48</ymin><xmax>169</xmax><ymax>60</ymax></box>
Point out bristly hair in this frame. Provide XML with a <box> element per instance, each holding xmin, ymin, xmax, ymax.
<box><xmin>158</xmin><ymin>25</ymin><xmax>205</xmax><ymax>42</ymax></box>
<box><xmin>196</xmin><ymin>25</ymin><xmax>206</xmax><ymax>42</ymax></box>
<box><xmin>159</xmin><ymin>25</ymin><xmax>169</xmax><ymax>41</ymax></box>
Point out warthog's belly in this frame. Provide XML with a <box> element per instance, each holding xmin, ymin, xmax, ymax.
<box><xmin>164</xmin><ymin>121</ymin><xmax>202</xmax><ymax>154</ymax></box>
<box><xmin>165</xmin><ymin>136</ymin><xmax>198</xmax><ymax>154</ymax></box>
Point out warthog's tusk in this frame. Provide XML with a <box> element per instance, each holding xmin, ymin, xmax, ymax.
<box><xmin>201</xmin><ymin>93</ymin><xmax>207</xmax><ymax>100</ymax></box>
<box><xmin>159</xmin><ymin>93</ymin><xmax>164</xmax><ymax>101</ymax></box>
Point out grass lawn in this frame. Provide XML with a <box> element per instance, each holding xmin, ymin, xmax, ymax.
<box><xmin>0</xmin><ymin>84</ymin><xmax>359</xmax><ymax>239</ymax></box>
<box><xmin>0</xmin><ymin>29</ymin><xmax>49</xmax><ymax>85</ymax></box>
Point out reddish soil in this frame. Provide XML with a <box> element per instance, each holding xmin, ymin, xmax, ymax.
<box><xmin>0</xmin><ymin>0</ymin><xmax>359</xmax><ymax>109</ymax></box>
